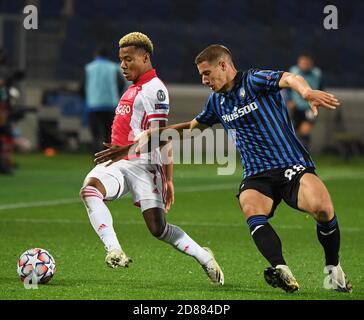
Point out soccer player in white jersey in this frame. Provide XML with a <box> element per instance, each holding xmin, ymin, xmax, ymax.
<box><xmin>80</xmin><ymin>32</ymin><xmax>223</xmax><ymax>285</ymax></box>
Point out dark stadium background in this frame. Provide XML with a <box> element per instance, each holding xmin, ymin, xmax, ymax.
<box><xmin>0</xmin><ymin>0</ymin><xmax>363</xmax><ymax>302</ymax></box>
<box><xmin>1</xmin><ymin>0</ymin><xmax>363</xmax><ymax>86</ymax></box>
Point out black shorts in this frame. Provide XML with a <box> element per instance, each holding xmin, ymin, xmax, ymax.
<box><xmin>236</xmin><ymin>165</ymin><xmax>316</xmax><ymax>218</ymax></box>
<box><xmin>292</xmin><ymin>109</ymin><xmax>316</xmax><ymax>129</ymax></box>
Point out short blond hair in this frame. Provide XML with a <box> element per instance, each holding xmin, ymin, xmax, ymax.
<box><xmin>119</xmin><ymin>32</ymin><xmax>153</xmax><ymax>55</ymax></box>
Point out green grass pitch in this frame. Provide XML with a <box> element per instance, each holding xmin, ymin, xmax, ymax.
<box><xmin>0</xmin><ymin>153</ymin><xmax>363</xmax><ymax>300</ymax></box>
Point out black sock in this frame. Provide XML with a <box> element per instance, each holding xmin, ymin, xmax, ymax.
<box><xmin>247</xmin><ymin>215</ymin><xmax>286</xmax><ymax>267</ymax></box>
<box><xmin>316</xmin><ymin>214</ymin><xmax>340</xmax><ymax>266</ymax></box>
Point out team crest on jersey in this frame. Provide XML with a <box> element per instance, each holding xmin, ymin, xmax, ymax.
<box><xmin>239</xmin><ymin>88</ymin><xmax>245</xmax><ymax>98</ymax></box>
<box><xmin>157</xmin><ymin>90</ymin><xmax>166</xmax><ymax>102</ymax></box>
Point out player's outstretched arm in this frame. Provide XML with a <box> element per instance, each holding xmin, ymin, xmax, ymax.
<box><xmin>93</xmin><ymin>122</ymin><xmax>191</xmax><ymax>166</ymax></box>
<box><xmin>94</xmin><ymin>119</ymin><xmax>206</xmax><ymax>165</ymax></box>
<box><xmin>134</xmin><ymin>119</ymin><xmax>206</xmax><ymax>153</ymax></box>
<box><xmin>279</xmin><ymin>72</ymin><xmax>340</xmax><ymax>116</ymax></box>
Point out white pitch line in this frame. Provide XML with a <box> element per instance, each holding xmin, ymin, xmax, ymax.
<box><xmin>0</xmin><ymin>217</ymin><xmax>362</xmax><ymax>232</ymax></box>
<box><xmin>174</xmin><ymin>183</ymin><xmax>236</xmax><ymax>192</ymax></box>
<box><xmin>0</xmin><ymin>184</ymin><xmax>236</xmax><ymax>211</ymax></box>
<box><xmin>320</xmin><ymin>171</ymin><xmax>364</xmax><ymax>181</ymax></box>
<box><xmin>0</xmin><ymin>170</ymin><xmax>363</xmax><ymax>211</ymax></box>
<box><xmin>0</xmin><ymin>198</ymin><xmax>79</xmax><ymax>210</ymax></box>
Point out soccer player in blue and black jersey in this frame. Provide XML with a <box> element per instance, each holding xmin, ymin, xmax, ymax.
<box><xmin>96</xmin><ymin>44</ymin><xmax>352</xmax><ymax>293</ymax></box>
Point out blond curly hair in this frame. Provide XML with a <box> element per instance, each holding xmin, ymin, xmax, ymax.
<box><xmin>119</xmin><ymin>32</ymin><xmax>153</xmax><ymax>55</ymax></box>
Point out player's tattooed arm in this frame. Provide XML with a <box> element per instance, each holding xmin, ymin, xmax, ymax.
<box><xmin>94</xmin><ymin>142</ymin><xmax>135</xmax><ymax>166</ymax></box>
<box><xmin>94</xmin><ymin>120</ymin><xmax>178</xmax><ymax>166</ymax></box>
<box><xmin>279</xmin><ymin>72</ymin><xmax>340</xmax><ymax>116</ymax></box>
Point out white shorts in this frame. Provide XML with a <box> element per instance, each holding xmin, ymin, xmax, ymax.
<box><xmin>84</xmin><ymin>160</ymin><xmax>166</xmax><ymax>212</ymax></box>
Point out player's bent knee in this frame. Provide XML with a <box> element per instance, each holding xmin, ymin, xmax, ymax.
<box><xmin>308</xmin><ymin>197</ymin><xmax>334</xmax><ymax>221</ymax></box>
<box><xmin>314</xmin><ymin>203</ymin><xmax>335</xmax><ymax>222</ymax></box>
<box><xmin>81</xmin><ymin>178</ymin><xmax>106</xmax><ymax>197</ymax></box>
<box><xmin>142</xmin><ymin>207</ymin><xmax>166</xmax><ymax>238</ymax></box>
<box><xmin>239</xmin><ymin>190</ymin><xmax>273</xmax><ymax>218</ymax></box>
<box><xmin>241</xmin><ymin>202</ymin><xmax>261</xmax><ymax>217</ymax></box>
<box><xmin>79</xmin><ymin>185</ymin><xmax>105</xmax><ymax>201</ymax></box>
<box><xmin>146</xmin><ymin>220</ymin><xmax>165</xmax><ymax>238</ymax></box>
<box><xmin>150</xmin><ymin>225</ymin><xmax>165</xmax><ymax>238</ymax></box>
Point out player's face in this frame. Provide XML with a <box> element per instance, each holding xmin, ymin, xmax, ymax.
<box><xmin>197</xmin><ymin>60</ymin><xmax>227</xmax><ymax>92</ymax></box>
<box><xmin>119</xmin><ymin>46</ymin><xmax>149</xmax><ymax>82</ymax></box>
<box><xmin>298</xmin><ymin>56</ymin><xmax>313</xmax><ymax>72</ymax></box>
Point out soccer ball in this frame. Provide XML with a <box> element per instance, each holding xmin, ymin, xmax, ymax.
<box><xmin>17</xmin><ymin>248</ymin><xmax>56</xmax><ymax>284</ymax></box>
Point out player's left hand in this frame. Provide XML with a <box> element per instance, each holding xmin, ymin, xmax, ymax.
<box><xmin>303</xmin><ymin>89</ymin><xmax>340</xmax><ymax>116</ymax></box>
<box><xmin>164</xmin><ymin>180</ymin><xmax>174</xmax><ymax>214</ymax></box>
<box><xmin>94</xmin><ymin>142</ymin><xmax>133</xmax><ymax>166</ymax></box>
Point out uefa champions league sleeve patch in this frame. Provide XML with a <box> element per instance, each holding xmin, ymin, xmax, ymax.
<box><xmin>157</xmin><ymin>89</ymin><xmax>166</xmax><ymax>102</ymax></box>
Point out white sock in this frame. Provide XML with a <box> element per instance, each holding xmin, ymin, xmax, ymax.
<box><xmin>159</xmin><ymin>223</ymin><xmax>211</xmax><ymax>265</ymax></box>
<box><xmin>80</xmin><ymin>186</ymin><xmax>122</xmax><ymax>252</ymax></box>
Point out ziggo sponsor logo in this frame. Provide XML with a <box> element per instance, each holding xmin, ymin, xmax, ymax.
<box><xmin>116</xmin><ymin>104</ymin><xmax>131</xmax><ymax>115</ymax></box>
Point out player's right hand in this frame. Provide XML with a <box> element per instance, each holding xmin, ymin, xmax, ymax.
<box><xmin>134</xmin><ymin>129</ymin><xmax>152</xmax><ymax>153</ymax></box>
<box><xmin>303</xmin><ymin>89</ymin><xmax>340</xmax><ymax>116</ymax></box>
<box><xmin>94</xmin><ymin>142</ymin><xmax>133</xmax><ymax>166</ymax></box>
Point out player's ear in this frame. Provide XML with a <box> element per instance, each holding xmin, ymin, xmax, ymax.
<box><xmin>143</xmin><ymin>52</ymin><xmax>150</xmax><ymax>63</ymax></box>
<box><xmin>219</xmin><ymin>60</ymin><xmax>226</xmax><ymax>71</ymax></box>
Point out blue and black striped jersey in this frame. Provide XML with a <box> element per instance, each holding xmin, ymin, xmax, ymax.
<box><xmin>195</xmin><ymin>69</ymin><xmax>315</xmax><ymax>177</ymax></box>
